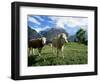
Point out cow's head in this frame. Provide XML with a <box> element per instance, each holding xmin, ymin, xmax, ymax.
<box><xmin>58</xmin><ymin>33</ymin><xmax>68</xmax><ymax>43</ymax></box>
<box><xmin>41</xmin><ymin>37</ymin><xmax>47</xmax><ymax>44</ymax></box>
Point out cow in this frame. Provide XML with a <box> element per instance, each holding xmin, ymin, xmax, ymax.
<box><xmin>52</xmin><ymin>33</ymin><xmax>68</xmax><ymax>58</ymax></box>
<box><xmin>28</xmin><ymin>37</ymin><xmax>46</xmax><ymax>56</ymax></box>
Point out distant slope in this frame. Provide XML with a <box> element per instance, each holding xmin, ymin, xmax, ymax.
<box><xmin>28</xmin><ymin>27</ymin><xmax>87</xmax><ymax>43</ymax></box>
<box><xmin>40</xmin><ymin>28</ymin><xmax>68</xmax><ymax>41</ymax></box>
<box><xmin>28</xmin><ymin>27</ymin><xmax>41</xmax><ymax>40</ymax></box>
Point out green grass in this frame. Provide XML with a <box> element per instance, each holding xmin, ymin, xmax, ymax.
<box><xmin>28</xmin><ymin>42</ymin><xmax>88</xmax><ymax>66</ymax></box>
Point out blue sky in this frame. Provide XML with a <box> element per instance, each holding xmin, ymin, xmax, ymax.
<box><xmin>28</xmin><ymin>15</ymin><xmax>88</xmax><ymax>35</ymax></box>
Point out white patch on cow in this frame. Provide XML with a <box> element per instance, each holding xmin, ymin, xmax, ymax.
<box><xmin>58</xmin><ymin>33</ymin><xmax>68</xmax><ymax>43</ymax></box>
<box><xmin>42</xmin><ymin>37</ymin><xmax>46</xmax><ymax>44</ymax></box>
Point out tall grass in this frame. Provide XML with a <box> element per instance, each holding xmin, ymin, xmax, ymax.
<box><xmin>28</xmin><ymin>42</ymin><xmax>87</xmax><ymax>66</ymax></box>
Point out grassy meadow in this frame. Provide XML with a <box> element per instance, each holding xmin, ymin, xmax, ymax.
<box><xmin>28</xmin><ymin>42</ymin><xmax>88</xmax><ymax>66</ymax></box>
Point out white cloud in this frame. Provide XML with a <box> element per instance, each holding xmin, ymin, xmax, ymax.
<box><xmin>34</xmin><ymin>16</ymin><xmax>44</xmax><ymax>21</ymax></box>
<box><xmin>34</xmin><ymin>28</ymin><xmax>42</xmax><ymax>32</ymax></box>
<box><xmin>80</xmin><ymin>25</ymin><xmax>88</xmax><ymax>30</ymax></box>
<box><xmin>31</xmin><ymin>26</ymin><xmax>51</xmax><ymax>32</ymax></box>
<box><xmin>51</xmin><ymin>16</ymin><xmax>88</xmax><ymax>30</ymax></box>
<box><xmin>56</xmin><ymin>17</ymin><xmax>68</xmax><ymax>28</ymax></box>
<box><xmin>28</xmin><ymin>16</ymin><xmax>41</xmax><ymax>25</ymax></box>
<box><xmin>29</xmin><ymin>16</ymin><xmax>88</xmax><ymax>32</ymax></box>
<box><xmin>40</xmin><ymin>26</ymin><xmax>51</xmax><ymax>31</ymax></box>
<box><xmin>50</xmin><ymin>17</ymin><xmax>58</xmax><ymax>20</ymax></box>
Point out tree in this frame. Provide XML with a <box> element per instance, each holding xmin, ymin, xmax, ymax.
<box><xmin>76</xmin><ymin>28</ymin><xmax>87</xmax><ymax>44</ymax></box>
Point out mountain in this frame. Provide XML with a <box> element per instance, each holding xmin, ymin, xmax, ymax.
<box><xmin>68</xmin><ymin>35</ymin><xmax>77</xmax><ymax>42</ymax></box>
<box><xmin>40</xmin><ymin>28</ymin><xmax>68</xmax><ymax>41</ymax></box>
<box><xmin>28</xmin><ymin>27</ymin><xmax>41</xmax><ymax>40</ymax></box>
<box><xmin>68</xmin><ymin>31</ymin><xmax>88</xmax><ymax>42</ymax></box>
<box><xmin>64</xmin><ymin>24</ymin><xmax>80</xmax><ymax>36</ymax></box>
<box><xmin>28</xmin><ymin>27</ymin><xmax>87</xmax><ymax>43</ymax></box>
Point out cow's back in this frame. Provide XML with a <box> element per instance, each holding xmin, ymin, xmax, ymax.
<box><xmin>28</xmin><ymin>39</ymin><xmax>43</xmax><ymax>48</ymax></box>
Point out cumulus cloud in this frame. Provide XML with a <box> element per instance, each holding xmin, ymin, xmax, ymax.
<box><xmin>51</xmin><ymin>16</ymin><xmax>88</xmax><ymax>30</ymax></box>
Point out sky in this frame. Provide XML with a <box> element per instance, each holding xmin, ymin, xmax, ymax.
<box><xmin>28</xmin><ymin>15</ymin><xmax>88</xmax><ymax>35</ymax></box>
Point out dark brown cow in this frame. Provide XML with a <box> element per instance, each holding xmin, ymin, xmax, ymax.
<box><xmin>28</xmin><ymin>37</ymin><xmax>46</xmax><ymax>56</ymax></box>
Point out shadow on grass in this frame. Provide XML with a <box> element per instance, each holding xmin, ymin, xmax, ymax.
<box><xmin>28</xmin><ymin>52</ymin><xmax>64</xmax><ymax>66</ymax></box>
<box><xmin>28</xmin><ymin>51</ymin><xmax>87</xmax><ymax>66</ymax></box>
<box><xmin>28</xmin><ymin>55</ymin><xmax>38</xmax><ymax>66</ymax></box>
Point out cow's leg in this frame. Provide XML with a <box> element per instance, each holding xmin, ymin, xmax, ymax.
<box><xmin>61</xmin><ymin>46</ymin><xmax>64</xmax><ymax>59</ymax></box>
<box><xmin>33</xmin><ymin>48</ymin><xmax>35</xmax><ymax>55</ymax></box>
<box><xmin>56</xmin><ymin>48</ymin><xmax>59</xmax><ymax>57</ymax></box>
<box><xmin>51</xmin><ymin>44</ymin><xmax>54</xmax><ymax>54</ymax></box>
<box><xmin>31</xmin><ymin>48</ymin><xmax>34</xmax><ymax>55</ymax></box>
<box><xmin>28</xmin><ymin>48</ymin><xmax>30</xmax><ymax>56</ymax></box>
<box><xmin>31</xmin><ymin>48</ymin><xmax>32</xmax><ymax>55</ymax></box>
<box><xmin>38</xmin><ymin>48</ymin><xmax>42</xmax><ymax>56</ymax></box>
<box><xmin>52</xmin><ymin>46</ymin><xmax>55</xmax><ymax>55</ymax></box>
<box><xmin>30</xmin><ymin>48</ymin><xmax>32</xmax><ymax>55</ymax></box>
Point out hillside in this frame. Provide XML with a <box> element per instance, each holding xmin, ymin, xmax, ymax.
<box><xmin>28</xmin><ymin>27</ymin><xmax>41</xmax><ymax>40</ymax></box>
<box><xmin>40</xmin><ymin>28</ymin><xmax>68</xmax><ymax>41</ymax></box>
